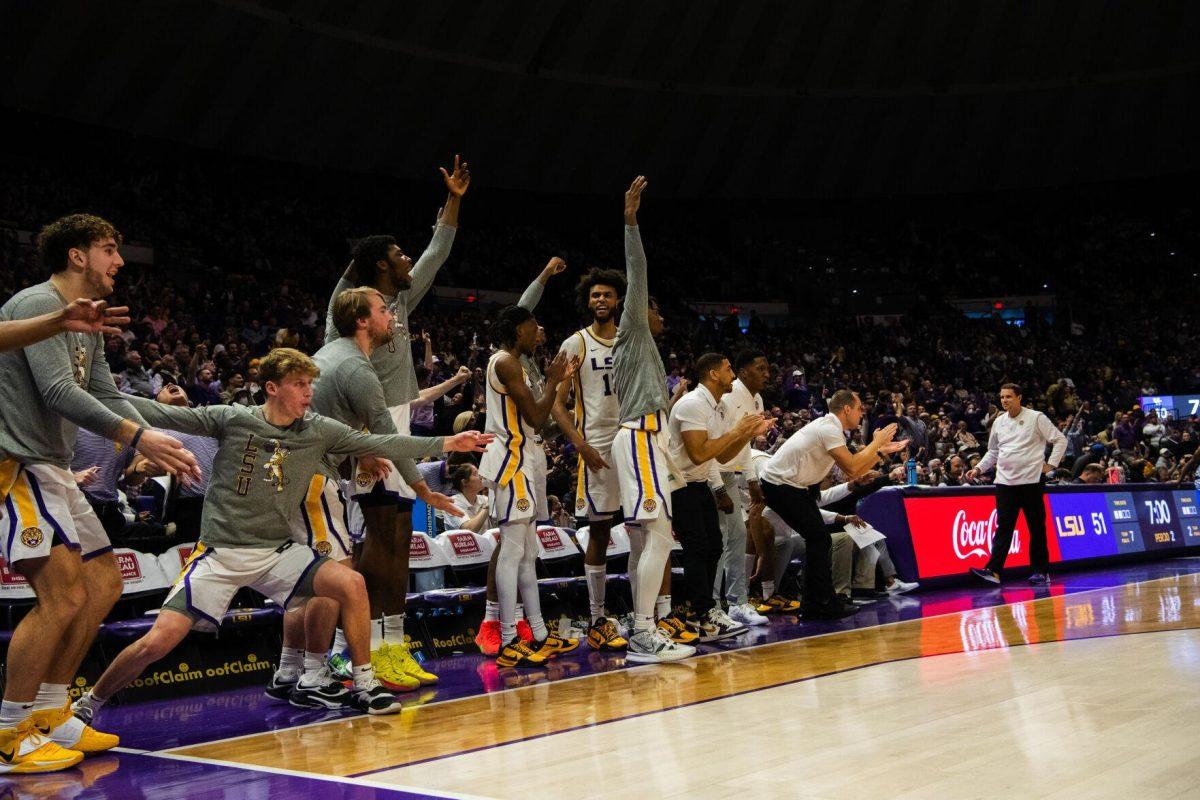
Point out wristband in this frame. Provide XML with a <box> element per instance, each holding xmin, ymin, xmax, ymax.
<box><xmin>130</xmin><ymin>427</ymin><xmax>145</xmax><ymax>450</ymax></box>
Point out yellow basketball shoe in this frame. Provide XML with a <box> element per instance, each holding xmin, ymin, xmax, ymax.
<box><xmin>757</xmin><ymin>594</ymin><xmax>801</xmax><ymax>614</ymax></box>
<box><xmin>537</xmin><ymin>632</ymin><xmax>579</xmax><ymax>659</ymax></box>
<box><xmin>31</xmin><ymin>702</ymin><xmax>117</xmax><ymax>754</ymax></box>
<box><xmin>0</xmin><ymin>720</ymin><xmax>83</xmax><ymax>774</ymax></box>
<box><xmin>388</xmin><ymin>642</ymin><xmax>438</xmax><ymax>686</ymax></box>
<box><xmin>496</xmin><ymin>638</ymin><xmax>550</xmax><ymax>668</ymax></box>
<box><xmin>657</xmin><ymin>613</ymin><xmax>699</xmax><ymax>644</ymax></box>
<box><xmin>371</xmin><ymin>646</ymin><xmax>419</xmax><ymax>692</ymax></box>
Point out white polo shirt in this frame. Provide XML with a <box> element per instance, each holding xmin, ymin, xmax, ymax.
<box><xmin>760</xmin><ymin>413</ymin><xmax>848</xmax><ymax>489</ymax></box>
<box><xmin>667</xmin><ymin>383</ymin><xmax>726</xmax><ymax>487</ymax></box>
<box><xmin>718</xmin><ymin>379</ymin><xmax>764</xmax><ymax>475</ymax></box>
<box><xmin>976</xmin><ymin>407</ymin><xmax>1067</xmax><ymax>486</ymax></box>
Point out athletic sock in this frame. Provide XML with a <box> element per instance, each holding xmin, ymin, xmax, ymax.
<box><xmin>73</xmin><ymin>690</ymin><xmax>108</xmax><ymax>719</ymax></box>
<box><xmin>332</xmin><ymin>628</ymin><xmax>348</xmax><ymax>655</ymax></box>
<box><xmin>633</xmin><ymin>613</ymin><xmax>655</xmax><ymax>633</ymax></box>
<box><xmin>33</xmin><ymin>683</ymin><xmax>69</xmax><ymax>711</ymax></box>
<box><xmin>484</xmin><ymin>600</ymin><xmax>500</xmax><ymax>623</ymax></box>
<box><xmin>655</xmin><ymin>594</ymin><xmax>672</xmax><ymax>620</ymax></box>
<box><xmin>369</xmin><ymin>618</ymin><xmax>385</xmax><ymax>651</ymax></box>
<box><xmin>352</xmin><ymin>663</ymin><xmax>375</xmax><ymax>691</ymax></box>
<box><xmin>0</xmin><ymin>700</ymin><xmax>35</xmax><ymax>728</ymax></box>
<box><xmin>383</xmin><ymin>613</ymin><xmax>406</xmax><ymax>646</ymax></box>
<box><xmin>278</xmin><ymin>646</ymin><xmax>304</xmax><ymax>677</ymax></box>
<box><xmin>527</xmin><ymin>614</ymin><xmax>549</xmax><ymax>642</ymax></box>
<box><xmin>303</xmin><ymin>651</ymin><xmax>325</xmax><ymax>675</ymax></box>
<box><xmin>585</xmin><ymin>564</ymin><xmax>607</xmax><ymax>623</ymax></box>
<box><xmin>762</xmin><ymin>580</ymin><xmax>776</xmax><ymax>599</ymax></box>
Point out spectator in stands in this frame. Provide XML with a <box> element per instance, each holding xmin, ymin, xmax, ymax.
<box><xmin>1113</xmin><ymin>413</ymin><xmax>1138</xmax><ymax>451</ymax></box>
<box><xmin>1072</xmin><ymin>442</ymin><xmax>1108</xmax><ymax>479</ymax></box>
<box><xmin>1076</xmin><ymin>463</ymin><xmax>1106</xmax><ymax>484</ymax></box>
<box><xmin>1142</xmin><ymin>411</ymin><xmax>1166</xmax><ymax>452</ymax></box>
<box><xmin>120</xmin><ymin>350</ymin><xmax>157</xmax><ymax>397</ymax></box>
<box><xmin>441</xmin><ymin>464</ymin><xmax>489</xmax><ymax>533</ymax></box>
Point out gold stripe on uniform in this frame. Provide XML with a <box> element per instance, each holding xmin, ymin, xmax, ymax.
<box><xmin>0</xmin><ymin>459</ymin><xmax>20</xmax><ymax>507</ymax></box>
<box><xmin>498</xmin><ymin>396</ymin><xmax>525</xmax><ymax>487</ymax></box>
<box><xmin>304</xmin><ymin>475</ymin><xmax>330</xmax><ymax>547</ymax></box>
<box><xmin>8</xmin><ymin>471</ymin><xmax>41</xmax><ymax>533</ymax></box>
<box><xmin>634</xmin><ymin>430</ymin><xmax>656</xmax><ymax>507</ymax></box>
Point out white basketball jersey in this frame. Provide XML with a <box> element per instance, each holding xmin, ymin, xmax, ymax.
<box><xmin>479</xmin><ymin>351</ymin><xmax>540</xmax><ymax>486</ymax></box>
<box><xmin>560</xmin><ymin>327</ymin><xmax>619</xmax><ymax>451</ymax></box>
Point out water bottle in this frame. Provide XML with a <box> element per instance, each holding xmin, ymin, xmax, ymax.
<box><xmin>906</xmin><ymin>458</ymin><xmax>918</xmax><ymax>487</ymax></box>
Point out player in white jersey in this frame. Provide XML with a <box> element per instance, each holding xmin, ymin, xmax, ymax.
<box><xmin>556</xmin><ymin>267</ymin><xmax>628</xmax><ymax>652</ymax></box>
<box><xmin>480</xmin><ymin>305</ymin><xmax>581</xmax><ymax>667</ymax></box>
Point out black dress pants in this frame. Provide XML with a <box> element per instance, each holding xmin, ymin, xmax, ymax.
<box><xmin>761</xmin><ymin>480</ymin><xmax>834</xmax><ymax>607</ymax></box>
<box><xmin>986</xmin><ymin>481</ymin><xmax>1049</xmax><ymax>574</ymax></box>
<box><xmin>670</xmin><ymin>481</ymin><xmax>723</xmax><ymax>615</ymax></box>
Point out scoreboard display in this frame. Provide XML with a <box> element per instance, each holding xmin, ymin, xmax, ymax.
<box><xmin>894</xmin><ymin>486</ymin><xmax>1200</xmax><ymax>579</ymax></box>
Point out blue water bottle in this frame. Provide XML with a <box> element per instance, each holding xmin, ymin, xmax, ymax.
<box><xmin>906</xmin><ymin>458</ymin><xmax>918</xmax><ymax>486</ymax></box>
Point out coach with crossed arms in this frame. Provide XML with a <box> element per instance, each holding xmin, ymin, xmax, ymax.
<box><xmin>967</xmin><ymin>383</ymin><xmax>1067</xmax><ymax>586</ymax></box>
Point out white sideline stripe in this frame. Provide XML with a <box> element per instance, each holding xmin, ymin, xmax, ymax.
<box><xmin>114</xmin><ymin>746</ymin><xmax>497</xmax><ymax>800</ymax></box>
<box><xmin>161</xmin><ymin>570</ymin><xmax>1195</xmax><ymax>754</ymax></box>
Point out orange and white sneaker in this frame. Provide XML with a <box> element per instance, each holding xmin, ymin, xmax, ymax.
<box><xmin>474</xmin><ymin>620</ymin><xmax>502</xmax><ymax>656</ymax></box>
<box><xmin>0</xmin><ymin>719</ymin><xmax>83</xmax><ymax>774</ymax></box>
<box><xmin>31</xmin><ymin>701</ymin><xmax>117</xmax><ymax>754</ymax></box>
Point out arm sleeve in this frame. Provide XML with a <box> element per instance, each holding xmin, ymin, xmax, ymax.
<box><xmin>324</xmin><ymin>277</ymin><xmax>354</xmax><ymax>345</ymax></box>
<box><xmin>406</xmin><ymin>223</ymin><xmax>458</xmax><ymax>309</ymax></box>
<box><xmin>319</xmin><ymin>417</ymin><xmax>445</xmax><ymax>462</ymax></box>
<box><xmin>618</xmin><ymin>225</ymin><xmax>648</xmax><ymax>332</ymax></box>
<box><xmin>518</xmin><ymin>277</ymin><xmax>544</xmax><ymax>312</ymax></box>
<box><xmin>87</xmin><ymin>335</ymin><xmax>148</xmax><ymax>426</ymax></box>
<box><xmin>13</xmin><ymin>295</ymin><xmax>128</xmax><ymax>439</ymax></box>
<box><xmin>976</xmin><ymin>424</ymin><xmax>1000</xmax><ymax>474</ymax></box>
<box><xmin>124</xmin><ymin>396</ymin><xmax>227</xmax><ymax>437</ymax></box>
<box><xmin>1040</xmin><ymin>413</ymin><xmax>1068</xmax><ymax>467</ymax></box>
<box><xmin>818</xmin><ymin>482</ymin><xmax>852</xmax><ymax>507</ymax></box>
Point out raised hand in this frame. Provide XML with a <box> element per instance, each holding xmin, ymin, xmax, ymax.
<box><xmin>357</xmin><ymin>455</ymin><xmax>392</xmax><ymax>482</ymax></box>
<box><xmin>880</xmin><ymin>439</ymin><xmax>909</xmax><ymax>455</ymax></box>
<box><xmin>419</xmin><ymin>488</ymin><xmax>464</xmax><ymax>517</ymax></box>
<box><xmin>543</xmin><ymin>256</ymin><xmax>567</xmax><ymax>277</ymax></box>
<box><xmin>73</xmin><ymin>466</ymin><xmax>100</xmax><ymax>487</ymax></box>
<box><xmin>453</xmin><ymin>365</ymin><xmax>472</xmax><ymax>384</ymax></box>
<box><xmin>545</xmin><ymin>352</ymin><xmax>580</xmax><ymax>385</ymax></box>
<box><xmin>62</xmin><ymin>299</ymin><xmax>131</xmax><ymax>335</ymax></box>
<box><xmin>136</xmin><ymin>430</ymin><xmax>202</xmax><ymax>482</ymax></box>
<box><xmin>445</xmin><ymin>430</ymin><xmax>495</xmax><ymax>453</ymax></box>
<box><xmin>439</xmin><ymin>154</ymin><xmax>471</xmax><ymax>197</ymax></box>
<box><xmin>624</xmin><ymin>175</ymin><xmax>648</xmax><ymax>224</ymax></box>
<box><xmin>872</xmin><ymin>423</ymin><xmax>899</xmax><ymax>446</ymax></box>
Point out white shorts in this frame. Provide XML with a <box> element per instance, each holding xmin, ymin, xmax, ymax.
<box><xmin>485</xmin><ymin>470</ymin><xmax>545</xmax><ymax>526</ymax></box>
<box><xmin>341</xmin><ymin>479</ymin><xmax>367</xmax><ymax>544</ymax></box>
<box><xmin>612</xmin><ymin>426</ymin><xmax>678</xmax><ymax>523</ymax></box>
<box><xmin>163</xmin><ymin>541</ymin><xmax>327</xmax><ymax>631</ymax></box>
<box><xmin>573</xmin><ymin>446</ymin><xmax>622</xmax><ymax>520</ymax></box>
<box><xmin>0</xmin><ymin>460</ymin><xmax>111</xmax><ymax>563</ymax></box>
<box><xmin>350</xmin><ymin>404</ymin><xmax>416</xmax><ymax>503</ymax></box>
<box><xmin>290</xmin><ymin>474</ymin><xmax>353</xmax><ymax>561</ymax></box>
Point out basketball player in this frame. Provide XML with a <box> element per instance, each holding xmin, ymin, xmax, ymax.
<box><xmin>967</xmin><ymin>383</ymin><xmax>1066</xmax><ymax>585</ymax></box>
<box><xmin>610</xmin><ymin>176</ymin><xmax>696</xmax><ymax>663</ymax></box>
<box><xmin>71</xmin><ymin>348</ymin><xmax>492</xmax><ymax>723</ymax></box>
<box><xmin>556</xmin><ymin>266</ymin><xmax>629</xmax><ymax>651</ymax></box>
<box><xmin>270</xmin><ymin>288</ymin><xmax>464</xmax><ymax>707</ymax></box>
<box><xmin>715</xmin><ymin>350</ymin><xmax>772</xmax><ymax>626</ymax></box>
<box><xmin>324</xmin><ymin>156</ymin><xmax>470</xmax><ymax>686</ymax></box>
<box><xmin>0</xmin><ymin>214</ymin><xmax>200</xmax><ymax>774</ymax></box>
<box><xmin>759</xmin><ymin>390</ymin><xmax>907</xmax><ymax>619</ymax></box>
<box><xmin>668</xmin><ymin>353</ymin><xmax>769</xmax><ymax>640</ymax></box>
<box><xmin>480</xmin><ymin>305</ymin><xmax>580</xmax><ymax>667</ymax></box>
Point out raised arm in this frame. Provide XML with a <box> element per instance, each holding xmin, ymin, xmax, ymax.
<box><xmin>619</xmin><ymin>176</ymin><xmax>649</xmax><ymax>329</ymax></box>
<box><xmin>828</xmin><ymin>423</ymin><xmax>907</xmax><ymax>480</ymax></box>
<box><xmin>321</xmin><ymin>417</ymin><xmax>492</xmax><ymax>462</ymax></box>
<box><xmin>324</xmin><ymin>264</ymin><xmax>355</xmax><ymax>345</ymax></box>
<box><xmin>679</xmin><ymin>414</ymin><xmax>770</xmax><ymax>466</ymax></box>
<box><xmin>0</xmin><ymin>300</ymin><xmax>129</xmax><ymax>352</ymax></box>
<box><xmin>408</xmin><ymin>156</ymin><xmax>471</xmax><ymax>307</ymax></box>
<box><xmin>412</xmin><ymin>366</ymin><xmax>471</xmax><ymax>408</ymax></box>
<box><xmin>518</xmin><ymin>257</ymin><xmax>567</xmax><ymax>311</ymax></box>
<box><xmin>124</xmin><ymin>396</ymin><xmax>227</xmax><ymax>438</ymax></box>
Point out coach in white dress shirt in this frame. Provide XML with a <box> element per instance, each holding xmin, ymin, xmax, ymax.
<box><xmin>967</xmin><ymin>383</ymin><xmax>1067</xmax><ymax>585</ymax></box>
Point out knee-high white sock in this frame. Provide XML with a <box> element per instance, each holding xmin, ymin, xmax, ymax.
<box><xmin>634</xmin><ymin>517</ymin><xmax>673</xmax><ymax>630</ymax></box>
<box><xmin>497</xmin><ymin>523</ymin><xmax>528</xmax><ymax>643</ymax></box>
<box><xmin>585</xmin><ymin>564</ymin><xmax>607</xmax><ymax>623</ymax></box>
<box><xmin>627</xmin><ymin>523</ymin><xmax>645</xmax><ymax>613</ymax></box>
<box><xmin>655</xmin><ymin>594</ymin><xmax>672</xmax><ymax>620</ymax></box>
<box><xmin>517</xmin><ymin>522</ymin><xmax>545</xmax><ymax>637</ymax></box>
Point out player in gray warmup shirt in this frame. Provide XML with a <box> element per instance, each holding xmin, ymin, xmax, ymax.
<box><xmin>274</xmin><ymin>287</ymin><xmax>464</xmax><ymax>702</ymax></box>
<box><xmin>0</xmin><ymin>214</ymin><xmax>199</xmax><ymax>772</ymax></box>
<box><xmin>71</xmin><ymin>347</ymin><xmax>492</xmax><ymax>719</ymax></box>
<box><xmin>322</xmin><ymin>156</ymin><xmax>470</xmax><ymax>677</ymax></box>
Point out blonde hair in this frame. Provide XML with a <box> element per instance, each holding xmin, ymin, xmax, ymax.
<box><xmin>259</xmin><ymin>347</ymin><xmax>320</xmax><ymax>386</ymax></box>
<box><xmin>331</xmin><ymin>287</ymin><xmax>384</xmax><ymax>337</ymax></box>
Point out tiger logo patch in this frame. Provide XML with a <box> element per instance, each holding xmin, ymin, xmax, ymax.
<box><xmin>576</xmin><ymin>497</ymin><xmax>586</xmax><ymax>511</ymax></box>
<box><xmin>516</xmin><ymin>498</ymin><xmax>531</xmax><ymax>513</ymax></box>
<box><xmin>356</xmin><ymin>472</ymin><xmax>372</xmax><ymax>488</ymax></box>
<box><xmin>642</xmin><ymin>499</ymin><xmax>657</xmax><ymax>513</ymax></box>
<box><xmin>315</xmin><ymin>540</ymin><xmax>333</xmax><ymax>557</ymax></box>
<box><xmin>20</xmin><ymin>527</ymin><xmax>44</xmax><ymax>548</ymax></box>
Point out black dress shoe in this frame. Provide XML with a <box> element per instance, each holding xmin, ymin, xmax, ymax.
<box><xmin>800</xmin><ymin>600</ymin><xmax>858</xmax><ymax>620</ymax></box>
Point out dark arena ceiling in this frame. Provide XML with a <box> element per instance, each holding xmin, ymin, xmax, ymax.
<box><xmin>2</xmin><ymin>0</ymin><xmax>1198</xmax><ymax>199</ymax></box>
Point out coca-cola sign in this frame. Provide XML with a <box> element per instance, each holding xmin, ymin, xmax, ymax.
<box><xmin>951</xmin><ymin>509</ymin><xmax>1020</xmax><ymax>560</ymax></box>
<box><xmin>904</xmin><ymin>496</ymin><xmax>1033</xmax><ymax>578</ymax></box>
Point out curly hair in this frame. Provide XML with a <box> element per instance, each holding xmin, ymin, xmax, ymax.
<box><xmin>348</xmin><ymin>235</ymin><xmax>397</xmax><ymax>287</ymax></box>
<box><xmin>574</xmin><ymin>268</ymin><xmax>626</xmax><ymax>319</ymax></box>
<box><xmin>36</xmin><ymin>213</ymin><xmax>123</xmax><ymax>277</ymax></box>
<box><xmin>489</xmin><ymin>305</ymin><xmax>534</xmax><ymax>348</ymax></box>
